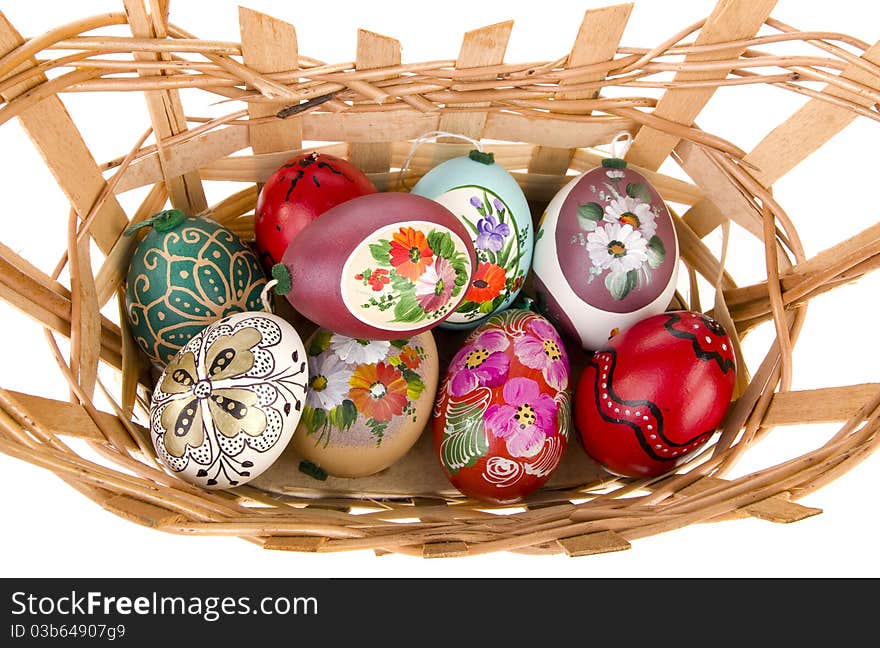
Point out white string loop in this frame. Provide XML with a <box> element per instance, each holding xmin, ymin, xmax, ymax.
<box><xmin>610</xmin><ymin>130</ymin><xmax>634</xmax><ymax>160</ymax></box>
<box><xmin>398</xmin><ymin>130</ymin><xmax>484</xmax><ymax>190</ymax></box>
<box><xmin>260</xmin><ymin>278</ymin><xmax>279</xmax><ymax>312</ymax></box>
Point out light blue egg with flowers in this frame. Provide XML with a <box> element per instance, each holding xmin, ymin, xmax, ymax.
<box><xmin>411</xmin><ymin>150</ymin><xmax>533</xmax><ymax>330</ymax></box>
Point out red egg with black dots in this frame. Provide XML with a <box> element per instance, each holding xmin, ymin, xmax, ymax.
<box><xmin>254</xmin><ymin>152</ymin><xmax>376</xmax><ymax>271</ymax></box>
<box><xmin>574</xmin><ymin>310</ymin><xmax>736</xmax><ymax>478</ymax></box>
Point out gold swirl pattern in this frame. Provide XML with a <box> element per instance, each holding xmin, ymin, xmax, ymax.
<box><xmin>125</xmin><ymin>219</ymin><xmax>267</xmax><ymax>364</ymax></box>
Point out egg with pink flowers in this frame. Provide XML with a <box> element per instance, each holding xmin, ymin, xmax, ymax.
<box><xmin>432</xmin><ymin>308</ymin><xmax>571</xmax><ymax>504</ymax></box>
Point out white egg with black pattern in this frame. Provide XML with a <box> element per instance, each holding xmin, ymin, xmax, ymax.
<box><xmin>149</xmin><ymin>311</ymin><xmax>307</xmax><ymax>489</ymax></box>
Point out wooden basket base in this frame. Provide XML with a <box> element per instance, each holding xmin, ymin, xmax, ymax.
<box><xmin>251</xmin><ymin>428</ymin><xmax>607</xmax><ymax>502</ymax></box>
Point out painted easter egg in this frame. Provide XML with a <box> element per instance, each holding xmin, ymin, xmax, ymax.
<box><xmin>274</xmin><ymin>192</ymin><xmax>476</xmax><ymax>340</ymax></box>
<box><xmin>291</xmin><ymin>328</ymin><xmax>439</xmax><ymax>477</ymax></box>
<box><xmin>149</xmin><ymin>311</ymin><xmax>307</xmax><ymax>489</ymax></box>
<box><xmin>255</xmin><ymin>152</ymin><xmax>376</xmax><ymax>271</ymax></box>
<box><xmin>531</xmin><ymin>158</ymin><xmax>680</xmax><ymax>350</ymax></box>
<box><xmin>125</xmin><ymin>209</ymin><xmax>268</xmax><ymax>365</ymax></box>
<box><xmin>574</xmin><ymin>310</ymin><xmax>736</xmax><ymax>478</ymax></box>
<box><xmin>411</xmin><ymin>150</ymin><xmax>533</xmax><ymax>329</ymax></box>
<box><xmin>432</xmin><ymin>309</ymin><xmax>571</xmax><ymax>504</ymax></box>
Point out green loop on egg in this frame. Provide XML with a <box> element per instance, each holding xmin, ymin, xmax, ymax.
<box><xmin>468</xmin><ymin>149</ymin><xmax>495</xmax><ymax>165</ymax></box>
<box><xmin>511</xmin><ymin>294</ymin><xmax>540</xmax><ymax>313</ymax></box>
<box><xmin>152</xmin><ymin>209</ymin><xmax>187</xmax><ymax>232</ymax></box>
<box><xmin>602</xmin><ymin>157</ymin><xmax>628</xmax><ymax>169</ymax></box>
<box><xmin>271</xmin><ymin>263</ymin><xmax>293</xmax><ymax>295</ymax></box>
<box><xmin>124</xmin><ymin>208</ymin><xmax>188</xmax><ymax>237</ymax></box>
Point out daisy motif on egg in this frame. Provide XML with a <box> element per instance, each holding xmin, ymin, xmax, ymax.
<box><xmin>530</xmin><ymin>157</ymin><xmax>679</xmax><ymax>350</ymax></box>
<box><xmin>329</xmin><ymin>334</ymin><xmax>391</xmax><ymax>365</ymax></box>
<box><xmin>603</xmin><ymin>195</ymin><xmax>657</xmax><ymax>239</ymax></box>
<box><xmin>586</xmin><ymin>222</ymin><xmax>649</xmax><ymax>276</ymax></box>
<box><xmin>306</xmin><ymin>353</ymin><xmax>354</xmax><ymax>411</ymax></box>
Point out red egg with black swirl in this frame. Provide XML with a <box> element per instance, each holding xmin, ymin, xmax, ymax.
<box><xmin>432</xmin><ymin>309</ymin><xmax>571</xmax><ymax>504</ymax></box>
<box><xmin>574</xmin><ymin>310</ymin><xmax>736</xmax><ymax>478</ymax></box>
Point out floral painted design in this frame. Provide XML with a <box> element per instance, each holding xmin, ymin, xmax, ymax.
<box><xmin>513</xmin><ymin>318</ymin><xmax>569</xmax><ymax>391</ymax></box>
<box><xmin>345</xmin><ymin>221</ymin><xmax>471</xmax><ymax>329</ymax></box>
<box><xmin>447</xmin><ymin>328</ymin><xmax>510</xmax><ymax>397</ymax></box>
<box><xmin>397</xmin><ymin>345</ymin><xmax>422</xmax><ymax>370</ymax></box>
<box><xmin>570</xmin><ymin>175</ymin><xmax>667</xmax><ymax>301</ymax></box>
<box><xmin>150</xmin><ymin>314</ymin><xmax>307</xmax><ymax>488</ymax></box>
<box><xmin>355</xmin><ymin>268</ymin><xmax>390</xmax><ymax>292</ymax></box>
<box><xmin>484</xmin><ymin>377</ymin><xmax>558</xmax><ymax>458</ymax></box>
<box><xmin>329</xmin><ymin>334</ymin><xmax>390</xmax><ymax>365</ymax></box>
<box><xmin>306</xmin><ymin>353</ymin><xmax>354</xmax><ymax>411</ymax></box>
<box><xmin>451</xmin><ymin>188</ymin><xmax>528</xmax><ymax>323</ymax></box>
<box><xmin>604</xmin><ymin>195</ymin><xmax>657</xmax><ymax>239</ymax></box>
<box><xmin>475</xmin><ymin>213</ymin><xmax>510</xmax><ymax>252</ymax></box>
<box><xmin>300</xmin><ymin>332</ymin><xmax>428</xmax><ymax>447</ymax></box>
<box><xmin>465</xmin><ymin>263</ymin><xmax>506</xmax><ymax>304</ymax></box>
<box><xmin>159</xmin><ymin>332</ymin><xmax>268</xmax><ymax>453</ymax></box>
<box><xmin>435</xmin><ymin>309</ymin><xmax>571</xmax><ymax>501</ymax></box>
<box><xmin>349</xmin><ymin>362</ymin><xmax>409</xmax><ymax>422</ymax></box>
<box><xmin>389</xmin><ymin>226</ymin><xmax>434</xmax><ymax>281</ymax></box>
<box><xmin>587</xmin><ymin>223</ymin><xmax>649</xmax><ymax>275</ymax></box>
<box><xmin>415</xmin><ymin>256</ymin><xmax>456</xmax><ymax>313</ymax></box>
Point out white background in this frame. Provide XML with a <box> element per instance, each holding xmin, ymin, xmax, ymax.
<box><xmin>0</xmin><ymin>0</ymin><xmax>878</xmax><ymax>578</ymax></box>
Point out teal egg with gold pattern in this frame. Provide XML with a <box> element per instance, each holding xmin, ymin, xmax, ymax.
<box><xmin>125</xmin><ymin>209</ymin><xmax>269</xmax><ymax>365</ymax></box>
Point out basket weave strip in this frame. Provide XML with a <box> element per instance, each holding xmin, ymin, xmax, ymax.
<box><xmin>0</xmin><ymin>0</ymin><xmax>878</xmax><ymax>557</ymax></box>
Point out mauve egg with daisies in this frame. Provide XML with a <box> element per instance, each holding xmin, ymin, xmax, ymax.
<box><xmin>432</xmin><ymin>309</ymin><xmax>572</xmax><ymax>504</ymax></box>
<box><xmin>531</xmin><ymin>158</ymin><xmax>680</xmax><ymax>350</ymax></box>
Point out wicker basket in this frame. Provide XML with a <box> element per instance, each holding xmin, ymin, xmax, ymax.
<box><xmin>1</xmin><ymin>0</ymin><xmax>878</xmax><ymax>561</ymax></box>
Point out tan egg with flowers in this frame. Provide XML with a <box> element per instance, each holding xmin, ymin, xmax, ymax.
<box><xmin>291</xmin><ymin>328</ymin><xmax>440</xmax><ymax>477</ymax></box>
